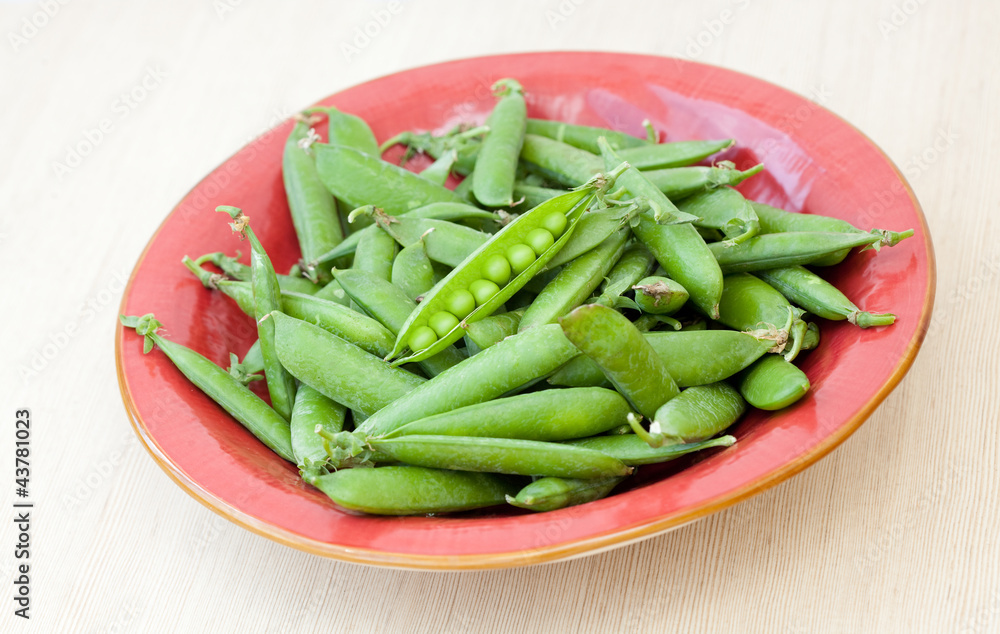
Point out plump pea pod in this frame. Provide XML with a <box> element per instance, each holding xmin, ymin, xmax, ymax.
<box><xmin>507</xmin><ymin>476</ymin><xmax>625</xmax><ymax>512</ymax></box>
<box><xmin>379</xmin><ymin>124</ymin><xmax>487</xmax><ymax>177</ymax></box>
<box><xmin>383</xmin><ymin>387</ymin><xmax>631</xmax><ymax>441</ymax></box>
<box><xmin>545</xmin><ymin>200</ymin><xmax>646</xmax><ymax>269</ymax></box>
<box><xmin>282</xmin><ymin>118</ymin><xmax>344</xmax><ymax>281</ymax></box>
<box><xmin>352</xmin><ymin>434</ymin><xmax>632</xmax><ymax>479</ymax></box>
<box><xmin>756</xmin><ymin>265</ymin><xmax>896</xmax><ymax>328</ymax></box>
<box><xmin>387</xmin><ymin>183</ymin><xmax>609</xmax><ymax>366</ymax></box>
<box><xmin>307</xmin><ymin>106</ymin><xmax>380</xmax><ymax>155</ymax></box>
<box><xmin>615</xmin><ymin>139</ymin><xmax>734</xmax><ymax>170</ymax></box>
<box><xmin>642</xmin><ymin>161</ymin><xmax>764</xmax><ymax>200</ymax></box>
<box><xmin>271</xmin><ymin>311</ymin><xmax>424</xmax><ymax>417</ymax></box>
<box><xmin>676</xmin><ymin>186</ymin><xmax>760</xmax><ymax>246</ymax></box>
<box><xmin>559</xmin><ymin>304</ymin><xmax>679</xmax><ymax>420</ymax></box>
<box><xmin>358</xmin><ymin>323</ymin><xmax>580</xmax><ymax>439</ymax></box>
<box><xmin>367</xmin><ymin>211</ymin><xmax>491</xmax><ymax>267</ymax></box>
<box><xmin>734</xmin><ymin>354</ymin><xmax>810</xmax><ymax>410</ymax></box>
<box><xmin>717</xmin><ymin>273</ymin><xmax>805</xmax><ymax>361</ymax></box>
<box><xmin>290</xmin><ymin>384</ymin><xmax>346</xmax><ymax>476</ymax></box>
<box><xmin>463</xmin><ymin>309</ymin><xmax>524</xmax><ymax>350</ymax></box>
<box><xmin>473</xmin><ymin>79</ymin><xmax>527</xmax><ymax>207</ymax></box>
<box><xmin>120</xmin><ymin>314</ymin><xmax>293</xmax><ymax>462</ymax></box>
<box><xmin>312</xmin><ymin>202</ymin><xmax>498</xmax><ymax>267</ymax></box>
<box><xmin>513</xmin><ymin>183</ymin><xmax>569</xmax><ymax>210</ymax></box>
<box><xmin>314</xmin><ymin>143</ymin><xmax>467</xmax><ymax>215</ymax></box>
<box><xmin>304</xmin><ymin>465</ymin><xmax>519</xmax><ymax>515</ymax></box>
<box><xmin>567</xmin><ymin>433</ymin><xmax>735</xmax><ymax>465</ymax></box>
<box><xmin>592</xmin><ymin>242</ymin><xmax>656</xmax><ymax>308</ymax></box>
<box><xmin>352</xmin><ymin>224</ymin><xmax>397</xmax><ymax>282</ymax></box>
<box><xmin>751</xmin><ymin>201</ymin><xmax>914</xmax><ymax>266</ymax></box>
<box><xmin>520</xmin><ymin>133</ymin><xmax>604</xmax><ymax>187</ymax></box>
<box><xmin>418</xmin><ymin>149</ymin><xmax>457</xmax><ymax>185</ymax></box>
<box><xmin>391</xmin><ymin>236</ymin><xmax>435</xmax><ymax>300</ymax></box>
<box><xmin>632</xmin><ymin>383</ymin><xmax>745</xmax><ymax>447</ymax></box>
<box><xmin>197</xmin><ymin>252</ymin><xmax>322</xmax><ymax>295</ymax></box>
<box><xmin>549</xmin><ymin>329</ymin><xmax>776</xmax><ymax>389</ymax></box>
<box><xmin>280</xmin><ymin>291</ymin><xmax>396</xmax><ymax>357</ymax></box>
<box><xmin>333</xmin><ymin>269</ymin><xmax>465</xmax><ymax>377</ymax></box>
<box><xmin>632</xmin><ymin>275</ymin><xmax>689</xmax><ymax>315</ymax></box>
<box><xmin>709</xmin><ymin>231</ymin><xmax>885</xmax><ymax>274</ymax></box>
<box><xmin>526</xmin><ymin>118</ymin><xmax>648</xmax><ymax>154</ymax></box>
<box><xmin>519</xmin><ymin>228</ymin><xmax>629</xmax><ymax>331</ymax></box>
<box><xmin>217</xmin><ymin>206</ymin><xmax>297</xmax><ymax>421</ymax></box>
<box><xmin>598</xmin><ymin>137</ymin><xmax>700</xmax><ymax>225</ymax></box>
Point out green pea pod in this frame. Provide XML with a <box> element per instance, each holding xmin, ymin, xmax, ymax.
<box><xmin>717</xmin><ymin>273</ymin><xmax>806</xmax><ymax>361</ymax></box>
<box><xmin>359</xmin><ymin>435</ymin><xmax>632</xmax><ymax>479</ymax></box>
<box><xmin>462</xmin><ymin>309</ymin><xmax>524</xmax><ymax>350</ymax></box>
<box><xmin>197</xmin><ymin>252</ymin><xmax>321</xmax><ymax>295</ymax></box>
<box><xmin>559</xmin><ymin>304</ymin><xmax>679</xmax><ymax>420</ymax></box>
<box><xmin>358</xmin><ymin>323</ymin><xmax>580</xmax><ymax>439</ymax></box>
<box><xmin>642</xmin><ymin>162</ymin><xmax>764</xmax><ymax>200</ymax></box>
<box><xmin>756</xmin><ymin>266</ymin><xmax>896</xmax><ymax>328</ymax></box>
<box><xmin>507</xmin><ymin>476</ymin><xmax>625</xmax><ymax>512</ymax></box>
<box><xmin>305</xmin><ymin>466</ymin><xmax>519</xmax><ymax>515</ymax></box>
<box><xmin>632</xmin><ymin>275</ymin><xmax>689</xmax><ymax>315</ymax></box>
<box><xmin>333</xmin><ymin>269</ymin><xmax>465</xmax><ymax>378</ymax></box>
<box><xmin>391</xmin><ymin>236</ymin><xmax>435</xmax><ymax>300</ymax></box>
<box><xmin>567</xmin><ymin>434</ymin><xmax>736</xmax><ymax>465</ymax></box>
<box><xmin>308</xmin><ymin>106</ymin><xmax>380</xmax><ymax>155</ymax></box>
<box><xmin>519</xmin><ymin>228</ymin><xmax>629</xmax><ymax>331</ymax></box>
<box><xmin>290</xmin><ymin>384</ymin><xmax>346</xmax><ymax>476</ymax></box>
<box><xmin>637</xmin><ymin>383</ymin><xmax>745</xmax><ymax>447</ymax></box>
<box><xmin>474</xmin><ymin>79</ymin><xmax>527</xmax><ymax>207</ymax></box>
<box><xmin>520</xmin><ymin>133</ymin><xmax>604</xmax><ymax>187</ymax></box>
<box><xmin>388</xmin><ymin>182</ymin><xmax>611</xmax><ymax>366</ymax></box>
<box><xmin>383</xmin><ymin>387</ymin><xmax>631</xmax><ymax>441</ymax></box>
<box><xmin>616</xmin><ymin>139</ymin><xmax>734</xmax><ymax>170</ymax></box>
<box><xmin>217</xmin><ymin>206</ymin><xmax>297</xmax><ymax>421</ymax></box>
<box><xmin>120</xmin><ymin>314</ymin><xmax>293</xmax><ymax>462</ymax></box>
<box><xmin>709</xmin><ymin>231</ymin><xmax>886</xmax><ymax>274</ymax></box>
<box><xmin>314</xmin><ymin>143</ymin><xmax>467</xmax><ymax>215</ymax></box>
<box><xmin>734</xmin><ymin>354</ymin><xmax>810</xmax><ymax>410</ymax></box>
<box><xmin>271</xmin><ymin>311</ymin><xmax>424</xmax><ymax>417</ymax></box>
<box><xmin>676</xmin><ymin>186</ymin><xmax>760</xmax><ymax>246</ymax></box>
<box><xmin>280</xmin><ymin>292</ymin><xmax>397</xmax><ymax>357</ymax></box>
<box><xmin>526</xmin><ymin>118</ymin><xmax>648</xmax><ymax>154</ymax></box>
<box><xmin>369</xmin><ymin>212</ymin><xmax>491</xmax><ymax>267</ymax></box>
<box><xmin>598</xmin><ymin>137</ymin><xmax>699</xmax><ymax>225</ymax></box>
<box><xmin>352</xmin><ymin>224</ymin><xmax>398</xmax><ymax>282</ymax></box>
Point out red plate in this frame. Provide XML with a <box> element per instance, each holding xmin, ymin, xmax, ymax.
<box><xmin>116</xmin><ymin>52</ymin><xmax>934</xmax><ymax>569</ymax></box>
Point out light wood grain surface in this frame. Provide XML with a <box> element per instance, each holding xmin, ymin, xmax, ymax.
<box><xmin>2</xmin><ymin>1</ymin><xmax>997</xmax><ymax>632</ymax></box>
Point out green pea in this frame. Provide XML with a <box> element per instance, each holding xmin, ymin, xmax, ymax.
<box><xmin>506</xmin><ymin>243</ymin><xmax>536</xmax><ymax>276</ymax></box>
<box><xmin>525</xmin><ymin>228</ymin><xmax>555</xmax><ymax>256</ymax></box>
<box><xmin>445</xmin><ymin>289</ymin><xmax>476</xmax><ymax>319</ymax></box>
<box><xmin>540</xmin><ymin>210</ymin><xmax>568</xmax><ymax>238</ymax></box>
<box><xmin>429</xmin><ymin>311</ymin><xmax>460</xmax><ymax>338</ymax></box>
<box><xmin>408</xmin><ymin>325</ymin><xmax>438</xmax><ymax>352</ymax></box>
<box><xmin>481</xmin><ymin>254</ymin><xmax>512</xmax><ymax>286</ymax></box>
<box><xmin>469</xmin><ymin>279</ymin><xmax>501</xmax><ymax>306</ymax></box>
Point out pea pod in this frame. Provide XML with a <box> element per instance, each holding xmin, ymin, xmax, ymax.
<box><xmin>526</xmin><ymin>118</ymin><xmax>648</xmax><ymax>154</ymax></box>
<box><xmin>545</xmin><ymin>200</ymin><xmax>646</xmax><ymax>269</ymax></box>
<box><xmin>507</xmin><ymin>476</ymin><xmax>624</xmax><ymax>512</ymax></box>
<box><xmin>120</xmin><ymin>314</ymin><xmax>293</xmax><ymax>462</ymax></box>
<box><xmin>473</xmin><ymin>79</ymin><xmax>527</xmax><ymax>207</ymax></box>
<box><xmin>290</xmin><ymin>384</ymin><xmax>346</xmax><ymax>476</ymax></box>
<box><xmin>513</xmin><ymin>183</ymin><xmax>570</xmax><ymax>210</ymax></box>
<box><xmin>598</xmin><ymin>137</ymin><xmax>699</xmax><ymax>225</ymax></box>
<box><xmin>708</xmin><ymin>231</ymin><xmax>886</xmax><ymax>273</ymax></box>
<box><xmin>755</xmin><ymin>265</ymin><xmax>896</xmax><ymax>328</ymax></box>
<box><xmin>632</xmin><ymin>275</ymin><xmax>689</xmax><ymax>315</ymax></box>
<box><xmin>566</xmin><ymin>434</ymin><xmax>736</xmax><ymax>465</ymax></box>
<box><xmin>418</xmin><ymin>149</ymin><xmax>457</xmax><ymax>186</ymax></box>
<box><xmin>734</xmin><ymin>354</ymin><xmax>810</xmax><ymax>410</ymax></box>
<box><xmin>615</xmin><ymin>139</ymin><xmax>734</xmax><ymax>170</ymax></box>
<box><xmin>352</xmin><ymin>224</ymin><xmax>398</xmax><ymax>282</ymax></box>
<box><xmin>280</xmin><ymin>291</ymin><xmax>397</xmax><ymax>357</ymax></box>
<box><xmin>639</xmin><ymin>161</ymin><xmax>763</xmax><ymax>200</ymax></box>
<box><xmin>520</xmin><ymin>133</ymin><xmax>604</xmax><ymax>187</ymax></box>
<box><xmin>379</xmin><ymin>124</ymin><xmax>487</xmax><ymax>177</ymax></box>
<box><xmin>391</xmin><ymin>235</ymin><xmax>435</xmax><ymax>300</ymax></box>
<box><xmin>462</xmin><ymin>309</ymin><xmax>524</xmax><ymax>350</ymax></box>
<box><xmin>676</xmin><ymin>186</ymin><xmax>760</xmax><ymax>246</ymax></box>
<box><xmin>307</xmin><ymin>106</ymin><xmax>379</xmax><ymax>155</ymax></box>
<box><xmin>368</xmin><ymin>210</ymin><xmax>491</xmax><ymax>267</ymax></box>
<box><xmin>717</xmin><ymin>273</ymin><xmax>806</xmax><ymax>361</ymax></box>
<box><xmin>633</xmin><ymin>382</ymin><xmax>745</xmax><ymax>447</ymax></box>
<box><xmin>384</xmin><ymin>387</ymin><xmax>631</xmax><ymax>441</ymax></box>
<box><xmin>559</xmin><ymin>304</ymin><xmax>679</xmax><ymax>420</ymax></box>
<box><xmin>305</xmin><ymin>466</ymin><xmax>519</xmax><ymax>515</ymax></box>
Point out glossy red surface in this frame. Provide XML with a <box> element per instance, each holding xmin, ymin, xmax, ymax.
<box><xmin>117</xmin><ymin>52</ymin><xmax>934</xmax><ymax>569</ymax></box>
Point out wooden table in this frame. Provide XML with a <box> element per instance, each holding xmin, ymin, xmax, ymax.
<box><xmin>3</xmin><ymin>1</ymin><xmax>996</xmax><ymax>632</ymax></box>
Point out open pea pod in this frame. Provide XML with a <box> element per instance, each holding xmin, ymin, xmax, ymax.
<box><xmin>387</xmin><ymin>176</ymin><xmax>621</xmax><ymax>366</ymax></box>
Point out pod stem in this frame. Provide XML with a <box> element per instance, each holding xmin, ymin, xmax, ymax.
<box><xmin>783</xmin><ymin>318</ymin><xmax>808</xmax><ymax>362</ymax></box>
<box><xmin>119</xmin><ymin>314</ymin><xmax>163</xmax><ymax>355</ymax></box>
<box><xmin>226</xmin><ymin>352</ymin><xmax>263</xmax><ymax>385</ymax></box>
<box><xmin>316</xmin><ymin>428</ymin><xmax>374</xmax><ymax>469</ymax></box>
<box><xmin>849</xmin><ymin>311</ymin><xmax>896</xmax><ymax>328</ymax></box>
<box><xmin>182</xmin><ymin>255</ymin><xmax>225</xmax><ymax>290</ymax></box>
<box><xmin>627</xmin><ymin>412</ymin><xmax>666</xmax><ymax>449</ymax></box>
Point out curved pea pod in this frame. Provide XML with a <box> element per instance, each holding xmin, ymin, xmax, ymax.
<box><xmin>462</xmin><ymin>309</ymin><xmax>524</xmax><ymax>350</ymax></box>
<box><xmin>642</xmin><ymin>161</ymin><xmax>763</xmax><ymax>200</ymax></box>
<box><xmin>271</xmin><ymin>311</ymin><xmax>424</xmax><ymax>417</ymax></box>
<box><xmin>358</xmin><ymin>324</ymin><xmax>580</xmax><ymax>439</ymax></box>
<box><xmin>755</xmin><ymin>266</ymin><xmax>896</xmax><ymax>328</ymax></box>
<box><xmin>520</xmin><ymin>133</ymin><xmax>604</xmax><ymax>186</ymax></box>
<box><xmin>559</xmin><ymin>304</ymin><xmax>679</xmax><ymax>420</ymax></box>
<box><xmin>361</xmin><ymin>435</ymin><xmax>632</xmax><ymax>479</ymax></box>
<box><xmin>676</xmin><ymin>186</ymin><xmax>759</xmax><ymax>246</ymax></box>
<box><xmin>709</xmin><ymin>231</ymin><xmax>886</xmax><ymax>274</ymax></box>
<box><xmin>632</xmin><ymin>275</ymin><xmax>689</xmax><ymax>315</ymax></box>
<box><xmin>290</xmin><ymin>384</ymin><xmax>346</xmax><ymax>476</ymax></box>
<box><xmin>304</xmin><ymin>466</ymin><xmax>519</xmax><ymax>516</ymax></box>
<box><xmin>387</xmin><ymin>184</ymin><xmax>605</xmax><ymax>366</ymax></box>
<box><xmin>198</xmin><ymin>252</ymin><xmax>322</xmax><ymax>295</ymax></box>
<box><xmin>751</xmin><ymin>201</ymin><xmax>913</xmax><ymax>266</ymax></box>
<box><xmin>383</xmin><ymin>387</ymin><xmax>631</xmax><ymax>441</ymax></box>
<box><xmin>313</xmin><ymin>143</ymin><xmax>466</xmax><ymax>215</ymax></box>
<box><xmin>473</xmin><ymin>79</ymin><xmax>527</xmax><ymax>207</ymax></box>
<box><xmin>507</xmin><ymin>476</ymin><xmax>625</xmax><ymax>512</ymax></box>
<box><xmin>333</xmin><ymin>269</ymin><xmax>464</xmax><ymax>378</ymax></box>
<box><xmin>717</xmin><ymin>273</ymin><xmax>806</xmax><ymax>361</ymax></box>
<box><xmin>391</xmin><ymin>236</ymin><xmax>435</xmax><ymax>301</ymax></box>
<box><xmin>352</xmin><ymin>224</ymin><xmax>397</xmax><ymax>282</ymax></box>
<box><xmin>567</xmin><ymin>433</ymin><xmax>736</xmax><ymax>465</ymax></box>
<box><xmin>598</xmin><ymin>137</ymin><xmax>700</xmax><ymax>225</ymax></box>
<box><xmin>120</xmin><ymin>314</ymin><xmax>294</xmax><ymax>462</ymax></box>
<box><xmin>545</xmin><ymin>201</ymin><xmax>646</xmax><ymax>269</ymax></box>
<box><xmin>734</xmin><ymin>354</ymin><xmax>810</xmax><ymax>410</ymax></box>
<box><xmin>280</xmin><ymin>291</ymin><xmax>396</xmax><ymax>357</ymax></box>
<box><xmin>634</xmin><ymin>383</ymin><xmax>745</xmax><ymax>447</ymax></box>
<box><xmin>616</xmin><ymin>139</ymin><xmax>734</xmax><ymax>170</ymax></box>
<box><xmin>526</xmin><ymin>118</ymin><xmax>648</xmax><ymax>154</ymax></box>
<box><xmin>549</xmin><ymin>329</ymin><xmax>776</xmax><ymax>389</ymax></box>
<box><xmin>518</xmin><ymin>227</ymin><xmax>629</xmax><ymax>331</ymax></box>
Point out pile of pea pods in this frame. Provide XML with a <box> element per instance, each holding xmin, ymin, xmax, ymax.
<box><xmin>122</xmin><ymin>78</ymin><xmax>914</xmax><ymax>515</ymax></box>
